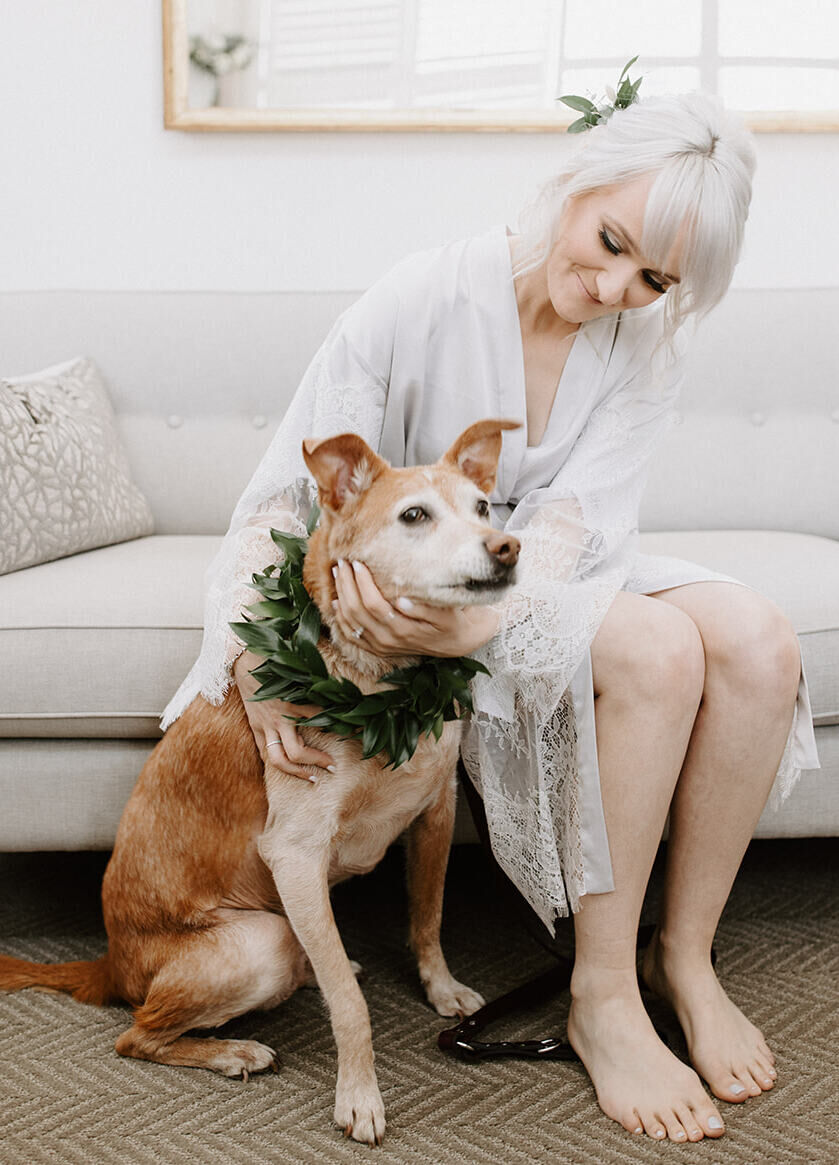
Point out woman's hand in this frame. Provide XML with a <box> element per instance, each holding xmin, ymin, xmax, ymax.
<box><xmin>332</xmin><ymin>560</ymin><xmax>501</xmax><ymax>658</ymax></box>
<box><xmin>233</xmin><ymin>650</ymin><xmax>335</xmax><ymax>783</ymax></box>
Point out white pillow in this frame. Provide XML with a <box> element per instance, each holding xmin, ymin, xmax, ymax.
<box><xmin>0</xmin><ymin>357</ymin><xmax>154</xmax><ymax>574</ymax></box>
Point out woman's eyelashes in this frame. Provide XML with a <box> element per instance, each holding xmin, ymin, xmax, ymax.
<box><xmin>643</xmin><ymin>272</ymin><xmax>667</xmax><ymax>294</ymax></box>
<box><xmin>599</xmin><ymin>227</ymin><xmax>621</xmax><ymax>255</ymax></box>
<box><xmin>598</xmin><ymin>227</ymin><xmax>668</xmax><ymax>295</ymax></box>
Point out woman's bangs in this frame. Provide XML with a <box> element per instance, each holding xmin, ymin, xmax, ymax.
<box><xmin>641</xmin><ymin>163</ymin><xmax>701</xmax><ymax>284</ymax></box>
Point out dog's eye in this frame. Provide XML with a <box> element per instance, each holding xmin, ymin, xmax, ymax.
<box><xmin>476</xmin><ymin>498</ymin><xmax>490</xmax><ymax>520</ymax></box>
<box><xmin>399</xmin><ymin>506</ymin><xmax>428</xmax><ymax>524</ymax></box>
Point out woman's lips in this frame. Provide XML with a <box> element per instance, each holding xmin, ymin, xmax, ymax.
<box><xmin>577</xmin><ymin>273</ymin><xmax>600</xmax><ymax>304</ymax></box>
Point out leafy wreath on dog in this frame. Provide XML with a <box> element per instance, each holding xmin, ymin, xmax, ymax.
<box><xmin>230</xmin><ymin>511</ymin><xmax>489</xmax><ymax>769</ymax></box>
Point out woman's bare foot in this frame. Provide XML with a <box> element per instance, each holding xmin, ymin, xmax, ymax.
<box><xmin>567</xmin><ymin>969</ymin><xmax>725</xmax><ymax>1142</ymax></box>
<box><xmin>641</xmin><ymin>929</ymin><xmax>778</xmax><ymax>1103</ymax></box>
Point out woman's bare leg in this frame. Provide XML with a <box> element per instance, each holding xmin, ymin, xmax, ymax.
<box><xmin>567</xmin><ymin>591</ymin><xmax>725</xmax><ymax>1142</ymax></box>
<box><xmin>641</xmin><ymin>582</ymin><xmax>801</xmax><ymax>1102</ymax></box>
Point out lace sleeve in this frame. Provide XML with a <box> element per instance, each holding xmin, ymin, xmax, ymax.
<box><xmin>462</xmin><ymin>361</ymin><xmax>683</xmax><ymax>931</ymax></box>
<box><xmin>161</xmin><ymin>318</ymin><xmax>389</xmax><ymax>729</ymax></box>
<box><xmin>479</xmin><ymin>367</ymin><xmax>682</xmax><ymax>706</ymax></box>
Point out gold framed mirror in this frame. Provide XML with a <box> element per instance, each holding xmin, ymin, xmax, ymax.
<box><xmin>163</xmin><ymin>0</ymin><xmax>839</xmax><ymax>133</ymax></box>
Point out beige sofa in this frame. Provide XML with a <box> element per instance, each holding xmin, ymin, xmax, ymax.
<box><xmin>1</xmin><ymin>289</ymin><xmax>836</xmax><ymax>849</ymax></box>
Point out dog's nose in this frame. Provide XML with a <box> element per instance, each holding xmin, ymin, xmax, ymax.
<box><xmin>483</xmin><ymin>531</ymin><xmax>520</xmax><ymax>567</ymax></box>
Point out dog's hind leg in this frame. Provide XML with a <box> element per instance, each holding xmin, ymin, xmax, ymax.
<box><xmin>115</xmin><ymin>909</ymin><xmax>308</xmax><ymax>1078</ymax></box>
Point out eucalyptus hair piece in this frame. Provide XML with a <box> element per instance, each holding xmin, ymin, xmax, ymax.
<box><xmin>560</xmin><ymin>55</ymin><xmax>644</xmax><ymax>133</ymax></box>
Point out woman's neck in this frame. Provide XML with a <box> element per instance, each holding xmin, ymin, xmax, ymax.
<box><xmin>509</xmin><ymin>237</ymin><xmax>579</xmax><ymax>345</ymax></box>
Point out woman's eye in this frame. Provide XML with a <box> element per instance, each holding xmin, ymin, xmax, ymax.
<box><xmin>599</xmin><ymin>228</ymin><xmax>621</xmax><ymax>255</ymax></box>
<box><xmin>643</xmin><ymin>272</ymin><xmax>668</xmax><ymax>294</ymax></box>
<box><xmin>399</xmin><ymin>506</ymin><xmax>428</xmax><ymax>524</ymax></box>
<box><xmin>476</xmin><ymin>498</ymin><xmax>490</xmax><ymax>519</ymax></box>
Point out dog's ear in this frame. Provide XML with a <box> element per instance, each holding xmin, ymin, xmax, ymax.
<box><xmin>440</xmin><ymin>419</ymin><xmax>522</xmax><ymax>494</ymax></box>
<box><xmin>302</xmin><ymin>433</ymin><xmax>388</xmax><ymax>512</ymax></box>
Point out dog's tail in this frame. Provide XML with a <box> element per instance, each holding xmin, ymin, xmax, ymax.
<box><xmin>0</xmin><ymin>954</ymin><xmax>119</xmax><ymax>1006</ymax></box>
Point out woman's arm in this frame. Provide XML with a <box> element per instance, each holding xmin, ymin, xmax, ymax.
<box><xmin>161</xmin><ymin>286</ymin><xmax>395</xmax><ymax>739</ymax></box>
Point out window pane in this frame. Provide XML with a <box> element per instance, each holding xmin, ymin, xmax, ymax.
<box><xmin>416</xmin><ymin>0</ymin><xmax>552</xmax><ymax>68</ymax></box>
<box><xmin>719</xmin><ymin>65</ymin><xmax>839</xmax><ymax>110</ymax></box>
<box><xmin>719</xmin><ymin>0</ymin><xmax>839</xmax><ymax>59</ymax></box>
<box><xmin>564</xmin><ymin>0</ymin><xmax>701</xmax><ymax>59</ymax></box>
<box><xmin>560</xmin><ymin>65</ymin><xmax>701</xmax><ymax>101</ymax></box>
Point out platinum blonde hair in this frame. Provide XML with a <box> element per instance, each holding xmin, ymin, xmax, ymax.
<box><xmin>516</xmin><ymin>92</ymin><xmax>757</xmax><ymax>343</ymax></box>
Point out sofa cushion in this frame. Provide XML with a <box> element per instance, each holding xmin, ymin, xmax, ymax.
<box><xmin>0</xmin><ymin>357</ymin><xmax>154</xmax><ymax>574</ymax></box>
<box><xmin>2</xmin><ymin>528</ymin><xmax>836</xmax><ymax>740</ymax></box>
<box><xmin>638</xmin><ymin>529</ymin><xmax>839</xmax><ymax>725</ymax></box>
<box><xmin>0</xmin><ymin>535</ymin><xmax>221</xmax><ymax>738</ymax></box>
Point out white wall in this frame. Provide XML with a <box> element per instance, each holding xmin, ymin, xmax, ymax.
<box><xmin>2</xmin><ymin>1</ymin><xmax>837</xmax><ymax>293</ymax></box>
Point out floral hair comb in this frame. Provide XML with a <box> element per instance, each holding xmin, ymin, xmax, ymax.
<box><xmin>559</xmin><ymin>55</ymin><xmax>644</xmax><ymax>133</ymax></box>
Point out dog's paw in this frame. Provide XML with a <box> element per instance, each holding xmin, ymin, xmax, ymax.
<box><xmin>205</xmin><ymin>1038</ymin><xmax>280</xmax><ymax>1080</ymax></box>
<box><xmin>425</xmin><ymin>976</ymin><xmax>486</xmax><ymax>1019</ymax></box>
<box><xmin>334</xmin><ymin>1077</ymin><xmax>386</xmax><ymax>1146</ymax></box>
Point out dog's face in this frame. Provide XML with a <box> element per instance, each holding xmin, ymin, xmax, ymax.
<box><xmin>302</xmin><ymin>420</ymin><xmax>521</xmax><ymax>612</ymax></box>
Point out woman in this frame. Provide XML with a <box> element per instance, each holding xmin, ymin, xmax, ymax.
<box><xmin>163</xmin><ymin>92</ymin><xmax>819</xmax><ymax>1143</ymax></box>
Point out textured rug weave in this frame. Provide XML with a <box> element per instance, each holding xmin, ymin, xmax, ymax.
<box><xmin>0</xmin><ymin>838</ymin><xmax>836</xmax><ymax>1165</ymax></box>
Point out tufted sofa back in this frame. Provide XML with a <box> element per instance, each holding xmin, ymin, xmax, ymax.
<box><xmin>1</xmin><ymin>289</ymin><xmax>836</xmax><ymax>539</ymax></box>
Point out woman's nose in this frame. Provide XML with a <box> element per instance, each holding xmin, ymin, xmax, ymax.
<box><xmin>595</xmin><ymin>260</ymin><xmax>634</xmax><ymax>306</ymax></box>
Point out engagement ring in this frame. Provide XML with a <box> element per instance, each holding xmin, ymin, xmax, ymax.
<box><xmin>352</xmin><ymin>626</ymin><xmax>364</xmax><ymax>639</ymax></box>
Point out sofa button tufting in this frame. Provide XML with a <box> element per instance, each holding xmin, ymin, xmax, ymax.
<box><xmin>750</xmin><ymin>411</ymin><xmax>766</xmax><ymax>427</ymax></box>
<box><xmin>166</xmin><ymin>414</ymin><xmax>184</xmax><ymax>429</ymax></box>
<box><xmin>252</xmin><ymin>414</ymin><xmax>268</xmax><ymax>430</ymax></box>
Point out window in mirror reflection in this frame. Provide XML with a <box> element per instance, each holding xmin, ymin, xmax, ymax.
<box><xmin>186</xmin><ymin>0</ymin><xmax>839</xmax><ymax>114</ymax></box>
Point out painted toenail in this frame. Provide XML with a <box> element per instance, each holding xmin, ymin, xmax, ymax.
<box><xmin>708</xmin><ymin>1117</ymin><xmax>723</xmax><ymax>1130</ymax></box>
<box><xmin>654</xmin><ymin>1129</ymin><xmax>666</xmax><ymax>1138</ymax></box>
<box><xmin>675</xmin><ymin>1131</ymin><xmax>686</xmax><ymax>1140</ymax></box>
<box><xmin>633</xmin><ymin>1127</ymin><xmax>643</xmax><ymax>1135</ymax></box>
<box><xmin>730</xmin><ymin>1083</ymin><xmax>746</xmax><ymax>1095</ymax></box>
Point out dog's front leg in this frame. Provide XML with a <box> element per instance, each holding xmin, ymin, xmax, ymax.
<box><xmin>268</xmin><ymin>849</ymin><xmax>385</xmax><ymax>1146</ymax></box>
<box><xmin>405</xmin><ymin>774</ymin><xmax>485</xmax><ymax>1018</ymax></box>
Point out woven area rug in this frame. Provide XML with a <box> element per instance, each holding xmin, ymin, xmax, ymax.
<box><xmin>0</xmin><ymin>837</ymin><xmax>836</xmax><ymax>1164</ymax></box>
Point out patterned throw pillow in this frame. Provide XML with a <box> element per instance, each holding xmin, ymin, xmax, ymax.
<box><xmin>0</xmin><ymin>357</ymin><xmax>154</xmax><ymax>575</ymax></box>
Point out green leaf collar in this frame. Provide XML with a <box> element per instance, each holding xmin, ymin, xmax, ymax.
<box><xmin>229</xmin><ymin>516</ymin><xmax>490</xmax><ymax>769</ymax></box>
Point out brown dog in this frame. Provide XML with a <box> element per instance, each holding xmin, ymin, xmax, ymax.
<box><xmin>0</xmin><ymin>419</ymin><xmax>521</xmax><ymax>1145</ymax></box>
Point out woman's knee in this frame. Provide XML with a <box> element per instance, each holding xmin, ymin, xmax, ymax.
<box><xmin>592</xmin><ymin>593</ymin><xmax>705</xmax><ymax>706</ymax></box>
<box><xmin>703</xmin><ymin>592</ymin><xmax>801</xmax><ymax>705</ymax></box>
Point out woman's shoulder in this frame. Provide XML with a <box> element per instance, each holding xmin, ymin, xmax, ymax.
<box><xmin>372</xmin><ymin>225</ymin><xmax>509</xmax><ymax>304</ymax></box>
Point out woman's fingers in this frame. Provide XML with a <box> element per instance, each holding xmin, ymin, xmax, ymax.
<box><xmin>334</xmin><ymin>560</ymin><xmax>396</xmax><ymax>629</ymax></box>
<box><xmin>277</xmin><ymin>715</ymin><xmax>335</xmax><ymax>771</ymax></box>
<box><xmin>333</xmin><ymin>560</ymin><xmax>443</xmax><ymax>652</ymax></box>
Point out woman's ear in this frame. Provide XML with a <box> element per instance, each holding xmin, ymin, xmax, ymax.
<box><xmin>440</xmin><ymin>419</ymin><xmax>522</xmax><ymax>493</ymax></box>
<box><xmin>302</xmin><ymin>433</ymin><xmax>388</xmax><ymax>512</ymax></box>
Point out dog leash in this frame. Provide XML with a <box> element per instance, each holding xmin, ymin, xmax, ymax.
<box><xmin>440</xmin><ymin>769</ymin><xmax>715</xmax><ymax>1064</ymax></box>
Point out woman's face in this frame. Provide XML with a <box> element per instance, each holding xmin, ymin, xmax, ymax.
<box><xmin>545</xmin><ymin>174</ymin><xmax>684</xmax><ymax>323</ymax></box>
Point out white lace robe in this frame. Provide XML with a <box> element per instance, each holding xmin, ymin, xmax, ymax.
<box><xmin>163</xmin><ymin>225</ymin><xmax>820</xmax><ymax>934</ymax></box>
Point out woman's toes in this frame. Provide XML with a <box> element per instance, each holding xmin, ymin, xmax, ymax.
<box><xmin>737</xmin><ymin>1068</ymin><xmax>765</xmax><ymax>1097</ymax></box>
<box><xmin>712</xmin><ymin>1072</ymin><xmax>750</xmax><ymax>1102</ymax></box>
<box><xmin>754</xmin><ymin>1062</ymin><xmax>776</xmax><ymax>1089</ymax></box>
<box><xmin>620</xmin><ymin>1112</ymin><xmax>644</xmax><ymax>1135</ymax></box>
<box><xmin>675</xmin><ymin>1105</ymin><xmax>704</xmax><ymax>1142</ymax></box>
<box><xmin>638</xmin><ymin>1110</ymin><xmax>667</xmax><ymax>1140</ymax></box>
<box><xmin>698</xmin><ymin>1106</ymin><xmax>725</xmax><ymax>1137</ymax></box>
<box><xmin>660</xmin><ymin>1113</ymin><xmax>689</xmax><ymax>1142</ymax></box>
